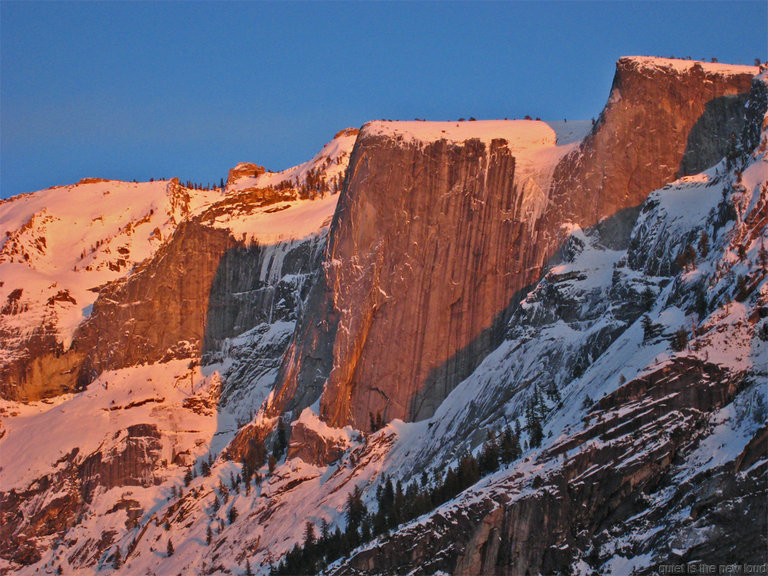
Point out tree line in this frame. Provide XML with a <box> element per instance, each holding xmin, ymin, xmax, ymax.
<box><xmin>270</xmin><ymin>424</ymin><xmax>524</xmax><ymax>575</ymax></box>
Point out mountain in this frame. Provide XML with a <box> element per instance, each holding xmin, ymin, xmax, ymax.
<box><xmin>267</xmin><ymin>57</ymin><xmax>756</xmax><ymax>433</ymax></box>
<box><xmin>0</xmin><ymin>58</ymin><xmax>765</xmax><ymax>576</ymax></box>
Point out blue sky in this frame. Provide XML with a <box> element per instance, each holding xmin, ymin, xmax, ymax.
<box><xmin>1</xmin><ymin>1</ymin><xmax>766</xmax><ymax>198</ymax></box>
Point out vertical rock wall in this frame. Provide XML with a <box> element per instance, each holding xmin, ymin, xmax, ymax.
<box><xmin>274</xmin><ymin>58</ymin><xmax>756</xmax><ymax>430</ymax></box>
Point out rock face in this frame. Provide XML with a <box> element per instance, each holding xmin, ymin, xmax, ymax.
<box><xmin>75</xmin><ymin>221</ymin><xmax>239</xmax><ymax>379</ymax></box>
<box><xmin>227</xmin><ymin>162</ymin><xmax>266</xmax><ymax>185</ymax></box>
<box><xmin>0</xmin><ymin>329</ymin><xmax>85</xmax><ymax>402</ymax></box>
<box><xmin>548</xmin><ymin>57</ymin><xmax>755</xmax><ymax>230</ymax></box>
<box><xmin>327</xmin><ymin>72</ymin><xmax>768</xmax><ymax>575</ymax></box>
<box><xmin>0</xmin><ymin>423</ymin><xmax>163</xmax><ymax>567</ymax></box>
<box><xmin>272</xmin><ymin>57</ymin><xmax>756</xmax><ymax>430</ymax></box>
<box><xmin>276</xmin><ymin>134</ymin><xmax>542</xmax><ymax>428</ymax></box>
<box><xmin>1</xmin><ymin>214</ymin><xmax>238</xmax><ymax>401</ymax></box>
<box><xmin>203</xmin><ymin>238</ymin><xmax>325</xmax><ymax>353</ymax></box>
<box><xmin>328</xmin><ymin>360</ymin><xmax>765</xmax><ymax>576</ymax></box>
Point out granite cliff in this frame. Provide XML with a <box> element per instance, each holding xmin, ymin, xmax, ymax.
<box><xmin>270</xmin><ymin>57</ymin><xmax>756</xmax><ymax>431</ymax></box>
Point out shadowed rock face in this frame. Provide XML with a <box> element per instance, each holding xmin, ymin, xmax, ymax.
<box><xmin>272</xmin><ymin>58</ymin><xmax>756</xmax><ymax>431</ymax></box>
<box><xmin>546</xmin><ymin>58</ymin><xmax>755</xmax><ymax>231</ymax></box>
<box><xmin>74</xmin><ymin>221</ymin><xmax>238</xmax><ymax>378</ymax></box>
<box><xmin>327</xmin><ymin>360</ymin><xmax>766</xmax><ymax>576</ymax></box>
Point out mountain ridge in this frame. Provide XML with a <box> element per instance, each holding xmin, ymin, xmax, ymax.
<box><xmin>0</xmin><ymin>57</ymin><xmax>765</xmax><ymax>576</ymax></box>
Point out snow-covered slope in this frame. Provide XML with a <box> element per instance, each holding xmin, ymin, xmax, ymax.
<box><xmin>227</xmin><ymin>128</ymin><xmax>358</xmax><ymax>197</ymax></box>
<box><xmin>362</xmin><ymin>119</ymin><xmax>555</xmax><ymax>149</ymax></box>
<box><xmin>0</xmin><ymin>179</ymin><xmax>219</xmax><ymax>351</ymax></box>
<box><xmin>0</xmin><ymin>123</ymin><xmax>368</xmax><ymax>571</ymax></box>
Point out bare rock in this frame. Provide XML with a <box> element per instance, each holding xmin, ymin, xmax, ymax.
<box><xmin>227</xmin><ymin>162</ymin><xmax>266</xmax><ymax>185</ymax></box>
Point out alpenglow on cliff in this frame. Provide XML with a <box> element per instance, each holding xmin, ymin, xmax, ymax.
<box><xmin>0</xmin><ymin>57</ymin><xmax>766</xmax><ymax>576</ymax></box>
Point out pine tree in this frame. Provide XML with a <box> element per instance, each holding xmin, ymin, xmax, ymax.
<box><xmin>112</xmin><ymin>546</ymin><xmax>122</xmax><ymax>569</ymax></box>
<box><xmin>479</xmin><ymin>430</ymin><xmax>500</xmax><ymax>473</ymax></box>
<box><xmin>670</xmin><ymin>327</ymin><xmax>688</xmax><ymax>351</ymax></box>
<box><xmin>457</xmin><ymin>452</ymin><xmax>480</xmax><ymax>488</ymax></box>
<box><xmin>500</xmin><ymin>425</ymin><xmax>520</xmax><ymax>464</ymax></box>
<box><xmin>677</xmin><ymin>244</ymin><xmax>697</xmax><ymax>271</ymax></box>
<box><xmin>641</xmin><ymin>314</ymin><xmax>658</xmax><ymax>342</ymax></box>
<box><xmin>697</xmin><ymin>230</ymin><xmax>710</xmax><ymax>258</ymax></box>
<box><xmin>735</xmin><ymin>274</ymin><xmax>749</xmax><ymax>300</ymax></box>
<box><xmin>166</xmin><ymin>539</ymin><xmax>174</xmax><ymax>557</ymax></box>
<box><xmin>529</xmin><ymin>413</ymin><xmax>543</xmax><ymax>448</ymax></box>
<box><xmin>694</xmin><ymin>283</ymin><xmax>708</xmax><ymax>318</ymax></box>
<box><xmin>228</xmin><ymin>505</ymin><xmax>239</xmax><ymax>524</ymax></box>
<box><xmin>379</xmin><ymin>477</ymin><xmax>395</xmax><ymax>523</ymax></box>
<box><xmin>345</xmin><ymin>485</ymin><xmax>365</xmax><ymax>534</ymax></box>
<box><xmin>274</xmin><ymin>419</ymin><xmax>288</xmax><ymax>460</ymax></box>
<box><xmin>759</xmin><ymin>238</ymin><xmax>768</xmax><ymax>269</ymax></box>
<box><xmin>206</xmin><ymin>525</ymin><xmax>212</xmax><ymax>545</ymax></box>
<box><xmin>361</xmin><ymin>514</ymin><xmax>372</xmax><ymax>541</ymax></box>
<box><xmin>304</xmin><ymin>520</ymin><xmax>316</xmax><ymax>547</ymax></box>
<box><xmin>245</xmin><ymin>558</ymin><xmax>254</xmax><ymax>576</ymax></box>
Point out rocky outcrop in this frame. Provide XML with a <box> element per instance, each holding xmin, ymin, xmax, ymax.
<box><xmin>287</xmin><ymin>418</ymin><xmax>352</xmax><ymax>466</ymax></box>
<box><xmin>227</xmin><ymin>162</ymin><xmax>266</xmax><ymax>185</ymax></box>
<box><xmin>0</xmin><ymin>326</ymin><xmax>85</xmax><ymax>401</ymax></box>
<box><xmin>272</xmin><ymin>58</ymin><xmax>756</xmax><ymax>431</ymax></box>
<box><xmin>0</xmin><ymin>424</ymin><xmax>163</xmax><ymax>567</ymax></box>
<box><xmin>328</xmin><ymin>360</ymin><xmax>765</xmax><ymax>576</ymax></box>
<box><xmin>78</xmin><ymin>423</ymin><xmax>163</xmax><ymax>501</ymax></box>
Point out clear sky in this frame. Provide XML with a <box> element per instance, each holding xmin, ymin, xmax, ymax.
<box><xmin>1</xmin><ymin>1</ymin><xmax>766</xmax><ymax>198</ymax></box>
